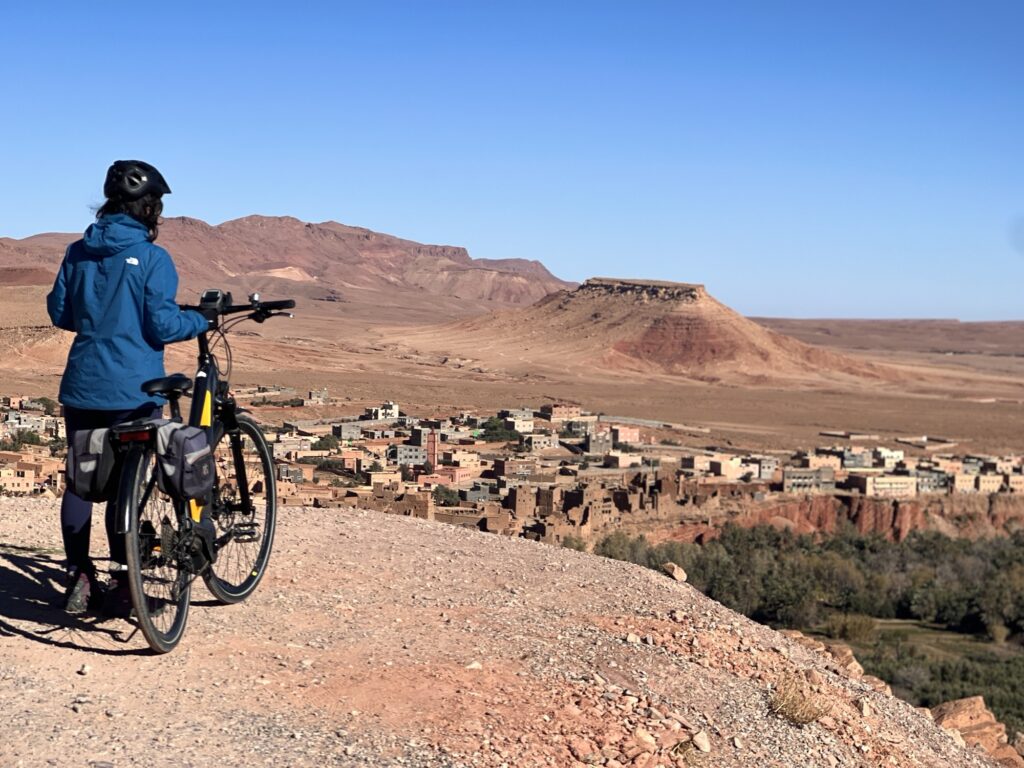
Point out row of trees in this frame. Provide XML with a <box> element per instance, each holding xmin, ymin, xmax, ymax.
<box><xmin>861</xmin><ymin>636</ymin><xmax>1024</xmax><ymax>733</ymax></box>
<box><xmin>0</xmin><ymin>397</ymin><xmax>58</xmax><ymax>454</ymax></box>
<box><xmin>0</xmin><ymin>429</ymin><xmax>46</xmax><ymax>452</ymax></box>
<box><xmin>592</xmin><ymin>525</ymin><xmax>1024</xmax><ymax>640</ymax></box>
<box><xmin>478</xmin><ymin>417</ymin><xmax>520</xmax><ymax>443</ymax></box>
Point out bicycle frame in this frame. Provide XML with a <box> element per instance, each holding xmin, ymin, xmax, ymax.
<box><xmin>112</xmin><ymin>329</ymin><xmax>254</xmax><ymax>543</ymax></box>
<box><xmin>187</xmin><ymin>329</ymin><xmax>256</xmax><ymax>530</ymax></box>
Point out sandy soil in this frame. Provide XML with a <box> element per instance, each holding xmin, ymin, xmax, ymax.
<box><xmin>753</xmin><ymin>318</ymin><xmax>1024</xmax><ymax>357</ymax></box>
<box><xmin>0</xmin><ymin>499</ymin><xmax>1000</xmax><ymax>767</ymax></box>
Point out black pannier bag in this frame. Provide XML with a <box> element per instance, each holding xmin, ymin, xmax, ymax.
<box><xmin>154</xmin><ymin>422</ymin><xmax>215</xmax><ymax>503</ymax></box>
<box><xmin>66</xmin><ymin>427</ymin><xmax>118</xmax><ymax>502</ymax></box>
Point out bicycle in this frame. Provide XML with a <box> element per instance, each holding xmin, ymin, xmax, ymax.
<box><xmin>110</xmin><ymin>289</ymin><xmax>295</xmax><ymax>653</ymax></box>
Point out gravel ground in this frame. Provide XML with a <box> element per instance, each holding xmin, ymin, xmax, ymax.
<box><xmin>0</xmin><ymin>498</ymin><xmax>1000</xmax><ymax>768</ymax></box>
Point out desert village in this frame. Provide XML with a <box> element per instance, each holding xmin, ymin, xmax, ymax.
<box><xmin>3</xmin><ymin>389</ymin><xmax>1023</xmax><ymax>546</ymax></box>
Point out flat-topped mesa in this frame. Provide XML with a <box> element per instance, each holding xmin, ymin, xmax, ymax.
<box><xmin>579</xmin><ymin>277</ymin><xmax>706</xmax><ymax>303</ymax></box>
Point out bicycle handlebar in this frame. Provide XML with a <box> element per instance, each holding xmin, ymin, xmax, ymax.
<box><xmin>244</xmin><ymin>299</ymin><xmax>296</xmax><ymax>312</ymax></box>
<box><xmin>180</xmin><ymin>290</ymin><xmax>296</xmax><ymax>321</ymax></box>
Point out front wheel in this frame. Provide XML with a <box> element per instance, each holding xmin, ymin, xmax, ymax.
<box><xmin>203</xmin><ymin>413</ymin><xmax>277</xmax><ymax>604</ymax></box>
<box><xmin>121</xmin><ymin>446</ymin><xmax>191</xmax><ymax>654</ymax></box>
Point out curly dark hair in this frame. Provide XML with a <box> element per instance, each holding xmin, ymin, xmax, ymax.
<box><xmin>96</xmin><ymin>193</ymin><xmax>164</xmax><ymax>241</ymax></box>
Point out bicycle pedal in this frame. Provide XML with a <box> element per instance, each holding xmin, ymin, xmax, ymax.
<box><xmin>232</xmin><ymin>521</ymin><xmax>259</xmax><ymax>543</ymax></box>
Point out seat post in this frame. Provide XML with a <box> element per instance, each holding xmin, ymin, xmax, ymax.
<box><xmin>168</xmin><ymin>395</ymin><xmax>182</xmax><ymax>422</ymax></box>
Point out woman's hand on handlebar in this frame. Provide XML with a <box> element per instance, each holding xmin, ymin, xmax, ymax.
<box><xmin>199</xmin><ymin>306</ymin><xmax>221</xmax><ymax>331</ymax></box>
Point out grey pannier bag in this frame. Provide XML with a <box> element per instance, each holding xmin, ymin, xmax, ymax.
<box><xmin>154</xmin><ymin>421</ymin><xmax>215</xmax><ymax>503</ymax></box>
<box><xmin>66</xmin><ymin>427</ymin><xmax>117</xmax><ymax>502</ymax></box>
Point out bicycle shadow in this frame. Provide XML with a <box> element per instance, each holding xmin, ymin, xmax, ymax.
<box><xmin>0</xmin><ymin>545</ymin><xmax>150</xmax><ymax>656</ymax></box>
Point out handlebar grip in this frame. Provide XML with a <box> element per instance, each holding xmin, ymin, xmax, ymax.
<box><xmin>259</xmin><ymin>299</ymin><xmax>296</xmax><ymax>310</ymax></box>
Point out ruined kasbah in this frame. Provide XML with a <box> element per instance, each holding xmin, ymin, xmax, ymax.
<box><xmin>7</xmin><ymin>388</ymin><xmax>1024</xmax><ymax>542</ymax></box>
<box><xmin>193</xmin><ymin>391</ymin><xmax>1024</xmax><ymax>544</ymax></box>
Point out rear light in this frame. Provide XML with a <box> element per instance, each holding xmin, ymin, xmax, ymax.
<box><xmin>117</xmin><ymin>430</ymin><xmax>152</xmax><ymax>442</ymax></box>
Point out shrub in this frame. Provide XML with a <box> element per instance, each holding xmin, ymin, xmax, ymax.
<box><xmin>562</xmin><ymin>535</ymin><xmax>587</xmax><ymax>552</ymax></box>
<box><xmin>987</xmin><ymin>621</ymin><xmax>1010</xmax><ymax>645</ymax></box>
<box><xmin>253</xmin><ymin>397</ymin><xmax>303</xmax><ymax>407</ymax></box>
<box><xmin>432</xmin><ymin>485</ymin><xmax>459</xmax><ymax>507</ymax></box>
<box><xmin>0</xmin><ymin>430</ymin><xmax>43</xmax><ymax>451</ymax></box>
<box><xmin>312</xmin><ymin>434</ymin><xmax>339</xmax><ymax>451</ymax></box>
<box><xmin>822</xmin><ymin>613</ymin><xmax>877</xmax><ymax>643</ymax></box>
<box><xmin>35</xmin><ymin>396</ymin><xmax>58</xmax><ymax>416</ymax></box>
<box><xmin>478</xmin><ymin>417</ymin><xmax>520</xmax><ymax>443</ymax></box>
<box><xmin>768</xmin><ymin>674</ymin><xmax>832</xmax><ymax>725</ymax></box>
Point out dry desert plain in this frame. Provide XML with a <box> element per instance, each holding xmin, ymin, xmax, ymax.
<box><xmin>1</xmin><ymin>215</ymin><xmax>1022</xmax><ymax>454</ymax></box>
<box><xmin>1</xmin><ymin>279</ymin><xmax>1024</xmax><ymax>455</ymax></box>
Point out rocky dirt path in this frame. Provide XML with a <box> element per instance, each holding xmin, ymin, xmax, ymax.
<box><xmin>0</xmin><ymin>499</ymin><xmax>1000</xmax><ymax>767</ymax></box>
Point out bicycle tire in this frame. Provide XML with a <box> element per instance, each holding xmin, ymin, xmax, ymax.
<box><xmin>203</xmin><ymin>414</ymin><xmax>277</xmax><ymax>604</ymax></box>
<box><xmin>121</xmin><ymin>446</ymin><xmax>191</xmax><ymax>654</ymax></box>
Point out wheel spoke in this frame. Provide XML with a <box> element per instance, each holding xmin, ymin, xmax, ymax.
<box><xmin>124</xmin><ymin>448</ymin><xmax>191</xmax><ymax>653</ymax></box>
<box><xmin>204</xmin><ymin>416</ymin><xmax>276</xmax><ymax>603</ymax></box>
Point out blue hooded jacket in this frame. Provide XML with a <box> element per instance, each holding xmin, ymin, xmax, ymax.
<box><xmin>46</xmin><ymin>214</ymin><xmax>208</xmax><ymax>410</ymax></box>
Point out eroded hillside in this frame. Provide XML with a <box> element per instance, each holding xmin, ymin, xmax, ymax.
<box><xmin>398</xmin><ymin>278</ymin><xmax>908</xmax><ymax>386</ymax></box>
<box><xmin>0</xmin><ymin>215</ymin><xmax>574</xmax><ymax>318</ymax></box>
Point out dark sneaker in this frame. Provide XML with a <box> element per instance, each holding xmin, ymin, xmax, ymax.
<box><xmin>104</xmin><ymin>576</ymin><xmax>168</xmax><ymax>619</ymax></box>
<box><xmin>63</xmin><ymin>571</ymin><xmax>95</xmax><ymax>615</ymax></box>
<box><xmin>102</xmin><ymin>577</ymin><xmax>134</xmax><ymax>619</ymax></box>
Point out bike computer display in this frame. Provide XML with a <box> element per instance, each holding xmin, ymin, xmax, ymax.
<box><xmin>199</xmin><ymin>289</ymin><xmax>232</xmax><ymax>312</ymax></box>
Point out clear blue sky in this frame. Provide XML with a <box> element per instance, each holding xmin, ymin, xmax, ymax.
<box><xmin>1</xmin><ymin>1</ymin><xmax>1021</xmax><ymax>319</ymax></box>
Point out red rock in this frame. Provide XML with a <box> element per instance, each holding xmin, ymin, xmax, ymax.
<box><xmin>823</xmin><ymin>642</ymin><xmax>864</xmax><ymax>678</ymax></box>
<box><xmin>662</xmin><ymin>562</ymin><xmax>687</xmax><ymax>582</ymax></box>
<box><xmin>992</xmin><ymin>745</ymin><xmax>1024</xmax><ymax>767</ymax></box>
<box><xmin>568</xmin><ymin>736</ymin><xmax>599</xmax><ymax>762</ymax></box>
<box><xmin>932</xmin><ymin>696</ymin><xmax>1022</xmax><ymax>765</ymax></box>
<box><xmin>861</xmin><ymin>675</ymin><xmax>892</xmax><ymax>695</ymax></box>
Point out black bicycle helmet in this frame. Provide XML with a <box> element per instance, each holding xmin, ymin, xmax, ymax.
<box><xmin>103</xmin><ymin>160</ymin><xmax>171</xmax><ymax>201</ymax></box>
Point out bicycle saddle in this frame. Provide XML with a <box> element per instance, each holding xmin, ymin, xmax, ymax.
<box><xmin>141</xmin><ymin>373</ymin><xmax>193</xmax><ymax>398</ymax></box>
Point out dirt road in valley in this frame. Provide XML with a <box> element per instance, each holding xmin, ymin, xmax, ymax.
<box><xmin>0</xmin><ymin>499</ymin><xmax>1000</xmax><ymax>767</ymax></box>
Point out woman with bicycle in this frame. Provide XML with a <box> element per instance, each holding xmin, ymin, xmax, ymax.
<box><xmin>46</xmin><ymin>160</ymin><xmax>208</xmax><ymax>616</ymax></box>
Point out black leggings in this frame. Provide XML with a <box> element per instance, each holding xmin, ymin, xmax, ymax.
<box><xmin>61</xmin><ymin>404</ymin><xmax>161</xmax><ymax>574</ymax></box>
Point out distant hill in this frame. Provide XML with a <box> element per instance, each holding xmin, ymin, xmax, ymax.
<box><xmin>0</xmin><ymin>215</ymin><xmax>574</xmax><ymax>311</ymax></box>
<box><xmin>754</xmin><ymin>317</ymin><xmax>1024</xmax><ymax>357</ymax></box>
<box><xmin>402</xmin><ymin>277</ymin><xmax>900</xmax><ymax>386</ymax></box>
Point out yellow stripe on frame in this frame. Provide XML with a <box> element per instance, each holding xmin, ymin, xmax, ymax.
<box><xmin>200</xmin><ymin>391</ymin><xmax>212</xmax><ymax>427</ymax></box>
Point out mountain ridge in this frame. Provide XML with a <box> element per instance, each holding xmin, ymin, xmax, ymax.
<box><xmin>0</xmin><ymin>215</ymin><xmax>574</xmax><ymax>309</ymax></box>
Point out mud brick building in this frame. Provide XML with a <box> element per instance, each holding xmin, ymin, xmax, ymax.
<box><xmin>782</xmin><ymin>467</ymin><xmax>836</xmax><ymax>494</ymax></box>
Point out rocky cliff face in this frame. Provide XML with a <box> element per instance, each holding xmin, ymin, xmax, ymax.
<box><xmin>712</xmin><ymin>493</ymin><xmax>1024</xmax><ymax>541</ymax></box>
<box><xmin>932</xmin><ymin>697</ymin><xmax>1024</xmax><ymax>766</ymax></box>
<box><xmin>576</xmin><ymin>278</ymin><xmax>705</xmax><ymax>303</ymax></box>
<box><xmin>644</xmin><ymin>493</ymin><xmax>1024</xmax><ymax>545</ymax></box>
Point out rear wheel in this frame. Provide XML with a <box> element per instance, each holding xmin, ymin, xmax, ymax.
<box><xmin>203</xmin><ymin>414</ymin><xmax>277</xmax><ymax>604</ymax></box>
<box><xmin>122</xmin><ymin>447</ymin><xmax>191</xmax><ymax>654</ymax></box>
